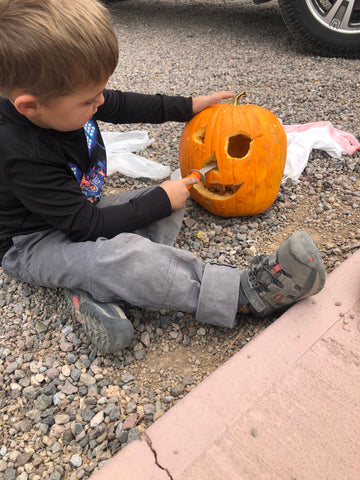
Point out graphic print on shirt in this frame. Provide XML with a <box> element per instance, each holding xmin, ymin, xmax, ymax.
<box><xmin>68</xmin><ymin>119</ymin><xmax>107</xmax><ymax>203</ymax></box>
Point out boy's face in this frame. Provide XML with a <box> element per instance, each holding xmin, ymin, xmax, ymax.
<box><xmin>22</xmin><ymin>81</ymin><xmax>108</xmax><ymax>132</ymax></box>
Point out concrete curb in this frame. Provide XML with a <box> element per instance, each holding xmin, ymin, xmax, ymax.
<box><xmin>90</xmin><ymin>249</ymin><xmax>360</xmax><ymax>479</ymax></box>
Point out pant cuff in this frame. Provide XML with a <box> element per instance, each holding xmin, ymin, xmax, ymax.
<box><xmin>196</xmin><ymin>262</ymin><xmax>240</xmax><ymax>328</ymax></box>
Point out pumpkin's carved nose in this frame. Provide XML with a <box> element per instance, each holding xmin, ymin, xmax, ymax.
<box><xmin>193</xmin><ymin>128</ymin><xmax>206</xmax><ymax>144</ymax></box>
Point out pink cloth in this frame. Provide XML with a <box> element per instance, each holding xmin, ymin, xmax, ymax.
<box><xmin>283</xmin><ymin>121</ymin><xmax>359</xmax><ymax>154</ymax></box>
<box><xmin>282</xmin><ymin>121</ymin><xmax>360</xmax><ymax>180</ymax></box>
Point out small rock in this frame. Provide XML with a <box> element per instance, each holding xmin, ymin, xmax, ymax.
<box><xmin>35</xmin><ymin>322</ymin><xmax>48</xmax><ymax>334</ymax></box>
<box><xmin>54</xmin><ymin>414</ymin><xmax>70</xmax><ymax>425</ymax></box>
<box><xmin>104</xmin><ymin>386</ymin><xmax>120</xmax><ymax>398</ymax></box>
<box><xmin>163</xmin><ymin>396</ymin><xmax>174</xmax><ymax>403</ymax></box>
<box><xmin>59</xmin><ymin>341</ymin><xmax>73</xmax><ymax>352</ymax></box>
<box><xmin>123</xmin><ymin>413</ymin><xmax>138</xmax><ymax>430</ymax></box>
<box><xmin>62</xmin><ymin>325</ymin><xmax>73</xmax><ymax>337</ymax></box>
<box><xmin>121</xmin><ymin>372</ymin><xmax>135</xmax><ymax>384</ymax></box>
<box><xmin>170</xmin><ymin>385</ymin><xmax>184</xmax><ymax>397</ymax></box>
<box><xmin>49</xmin><ymin>424</ymin><xmax>65</xmax><ymax>439</ymax></box>
<box><xmin>16</xmin><ymin>419</ymin><xmax>32</xmax><ymax>433</ymax></box>
<box><xmin>118</xmin><ymin>430</ymin><xmax>129</xmax><ymax>443</ymax></box>
<box><xmin>90</xmin><ymin>410</ymin><xmax>104</xmax><ymax>428</ymax></box>
<box><xmin>3</xmin><ymin>467</ymin><xmax>16</xmax><ymax>480</ymax></box>
<box><xmin>61</xmin><ymin>381</ymin><xmax>78</xmax><ymax>395</ymax></box>
<box><xmin>143</xmin><ymin>404</ymin><xmax>156</xmax><ymax>416</ymax></box>
<box><xmin>70</xmin><ymin>454</ymin><xmax>83</xmax><ymax>468</ymax></box>
<box><xmin>243</xmin><ymin>246</ymin><xmax>257</xmax><ymax>256</ymax></box>
<box><xmin>17</xmin><ymin>473</ymin><xmax>28</xmax><ymax>480</ymax></box>
<box><xmin>127</xmin><ymin>428</ymin><xmax>141</xmax><ymax>444</ymax></box>
<box><xmin>134</xmin><ymin>349</ymin><xmax>146</xmax><ymax>360</ymax></box>
<box><xmin>140</xmin><ymin>331</ymin><xmax>151</xmax><ymax>347</ymax></box>
<box><xmin>41</xmin><ymin>415</ymin><xmax>55</xmax><ymax>427</ymax></box>
<box><xmin>81</xmin><ymin>407</ymin><xmax>95</xmax><ymax>422</ymax></box>
<box><xmin>15</xmin><ymin>453</ymin><xmax>31</xmax><ymax>468</ymax></box>
<box><xmin>53</xmin><ymin>392</ymin><xmax>64</xmax><ymax>406</ymax></box>
<box><xmin>106</xmin><ymin>406</ymin><xmax>121</xmax><ymax>421</ymax></box>
<box><xmin>182</xmin><ymin>376</ymin><xmax>195</xmax><ymax>386</ymax></box>
<box><xmin>71</xmin><ymin>423</ymin><xmax>83</xmax><ymax>436</ymax></box>
<box><xmin>80</xmin><ymin>372</ymin><xmax>96</xmax><ymax>386</ymax></box>
<box><xmin>5</xmin><ymin>362</ymin><xmax>18</xmax><ymax>375</ymax></box>
<box><xmin>51</xmin><ymin>441</ymin><xmax>62</xmax><ymax>454</ymax></box>
<box><xmin>92</xmin><ymin>440</ymin><xmax>108</xmax><ymax>457</ymax></box>
<box><xmin>126</xmin><ymin>401</ymin><xmax>137</xmax><ymax>414</ymax></box>
<box><xmin>65</xmin><ymin>353</ymin><xmax>77</xmax><ymax>363</ymax></box>
<box><xmin>46</xmin><ymin>368</ymin><xmax>60</xmax><ymax>380</ymax></box>
<box><xmin>35</xmin><ymin>394</ymin><xmax>53</xmax><ymax>411</ymax></box>
<box><xmin>61</xmin><ymin>365</ymin><xmax>71</xmax><ymax>377</ymax></box>
<box><xmin>70</xmin><ymin>368</ymin><xmax>81</xmax><ymax>382</ymax></box>
<box><xmin>63</xmin><ymin>429</ymin><xmax>74</xmax><ymax>444</ymax></box>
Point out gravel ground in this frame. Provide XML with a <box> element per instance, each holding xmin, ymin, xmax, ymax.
<box><xmin>0</xmin><ymin>1</ymin><xmax>359</xmax><ymax>479</ymax></box>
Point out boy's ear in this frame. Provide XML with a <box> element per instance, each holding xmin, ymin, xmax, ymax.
<box><xmin>13</xmin><ymin>94</ymin><xmax>42</xmax><ymax>118</ymax></box>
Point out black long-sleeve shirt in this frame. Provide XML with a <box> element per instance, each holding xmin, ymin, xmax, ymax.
<box><xmin>0</xmin><ymin>90</ymin><xmax>193</xmax><ymax>260</ymax></box>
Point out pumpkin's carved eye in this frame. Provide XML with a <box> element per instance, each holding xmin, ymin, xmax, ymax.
<box><xmin>227</xmin><ymin>134</ymin><xmax>252</xmax><ymax>159</ymax></box>
<box><xmin>193</xmin><ymin>129</ymin><xmax>206</xmax><ymax>144</ymax></box>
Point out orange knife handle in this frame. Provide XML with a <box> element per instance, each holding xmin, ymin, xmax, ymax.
<box><xmin>186</xmin><ymin>170</ymin><xmax>203</xmax><ymax>190</ymax></box>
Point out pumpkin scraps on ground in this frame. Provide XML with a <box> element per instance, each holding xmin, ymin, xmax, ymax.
<box><xmin>179</xmin><ymin>92</ymin><xmax>287</xmax><ymax>218</ymax></box>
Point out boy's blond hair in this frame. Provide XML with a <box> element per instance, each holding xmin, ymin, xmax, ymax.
<box><xmin>0</xmin><ymin>0</ymin><xmax>119</xmax><ymax>102</ymax></box>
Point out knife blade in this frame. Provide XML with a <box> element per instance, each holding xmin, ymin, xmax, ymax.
<box><xmin>186</xmin><ymin>162</ymin><xmax>217</xmax><ymax>189</ymax></box>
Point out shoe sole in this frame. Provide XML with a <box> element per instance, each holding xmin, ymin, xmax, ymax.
<box><xmin>66</xmin><ymin>291</ymin><xmax>134</xmax><ymax>354</ymax></box>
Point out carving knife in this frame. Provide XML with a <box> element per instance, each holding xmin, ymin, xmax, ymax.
<box><xmin>186</xmin><ymin>162</ymin><xmax>217</xmax><ymax>189</ymax></box>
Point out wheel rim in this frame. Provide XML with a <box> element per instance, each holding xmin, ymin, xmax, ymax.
<box><xmin>304</xmin><ymin>0</ymin><xmax>360</xmax><ymax>33</ymax></box>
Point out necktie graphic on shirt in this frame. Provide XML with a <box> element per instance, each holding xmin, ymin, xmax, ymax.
<box><xmin>68</xmin><ymin>119</ymin><xmax>107</xmax><ymax>203</ymax></box>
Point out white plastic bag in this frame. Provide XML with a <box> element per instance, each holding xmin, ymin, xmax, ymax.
<box><xmin>283</xmin><ymin>121</ymin><xmax>360</xmax><ymax>180</ymax></box>
<box><xmin>102</xmin><ymin>130</ymin><xmax>170</xmax><ymax>179</ymax></box>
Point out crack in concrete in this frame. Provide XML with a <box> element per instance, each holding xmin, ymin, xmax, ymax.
<box><xmin>144</xmin><ymin>432</ymin><xmax>174</xmax><ymax>480</ymax></box>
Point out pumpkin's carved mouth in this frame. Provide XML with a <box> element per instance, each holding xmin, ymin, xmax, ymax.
<box><xmin>193</xmin><ymin>181</ymin><xmax>244</xmax><ymax>200</ymax></box>
<box><xmin>204</xmin><ymin>182</ymin><xmax>243</xmax><ymax>196</ymax></box>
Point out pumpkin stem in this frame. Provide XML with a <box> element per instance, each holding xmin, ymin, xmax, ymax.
<box><xmin>228</xmin><ymin>91</ymin><xmax>247</xmax><ymax>106</ymax></box>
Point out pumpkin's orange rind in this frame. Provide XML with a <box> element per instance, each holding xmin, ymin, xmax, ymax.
<box><xmin>179</xmin><ymin>103</ymin><xmax>287</xmax><ymax>217</ymax></box>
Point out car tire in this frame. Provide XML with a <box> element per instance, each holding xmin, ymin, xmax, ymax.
<box><xmin>278</xmin><ymin>0</ymin><xmax>360</xmax><ymax>57</ymax></box>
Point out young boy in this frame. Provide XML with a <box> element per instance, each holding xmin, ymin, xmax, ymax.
<box><xmin>0</xmin><ymin>0</ymin><xmax>326</xmax><ymax>354</ymax></box>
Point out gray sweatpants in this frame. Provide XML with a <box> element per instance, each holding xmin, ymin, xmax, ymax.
<box><xmin>2</xmin><ymin>188</ymin><xmax>240</xmax><ymax>328</ymax></box>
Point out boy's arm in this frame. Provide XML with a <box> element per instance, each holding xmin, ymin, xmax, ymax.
<box><xmin>95</xmin><ymin>89</ymin><xmax>235</xmax><ymax>125</ymax></box>
<box><xmin>192</xmin><ymin>91</ymin><xmax>235</xmax><ymax>114</ymax></box>
<box><xmin>95</xmin><ymin>90</ymin><xmax>193</xmax><ymax>124</ymax></box>
<box><xmin>5</xmin><ymin>156</ymin><xmax>173</xmax><ymax>242</ymax></box>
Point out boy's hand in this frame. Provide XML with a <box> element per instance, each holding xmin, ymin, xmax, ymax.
<box><xmin>160</xmin><ymin>177</ymin><xmax>199</xmax><ymax>210</ymax></box>
<box><xmin>192</xmin><ymin>91</ymin><xmax>235</xmax><ymax>115</ymax></box>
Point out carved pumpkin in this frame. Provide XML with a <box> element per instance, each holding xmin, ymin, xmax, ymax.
<box><xmin>179</xmin><ymin>95</ymin><xmax>287</xmax><ymax>217</ymax></box>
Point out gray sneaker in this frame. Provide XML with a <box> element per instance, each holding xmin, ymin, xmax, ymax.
<box><xmin>64</xmin><ymin>289</ymin><xmax>134</xmax><ymax>354</ymax></box>
<box><xmin>240</xmin><ymin>230</ymin><xmax>326</xmax><ymax>317</ymax></box>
